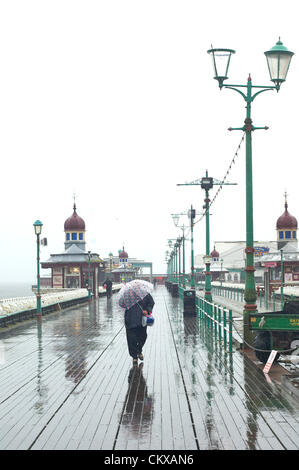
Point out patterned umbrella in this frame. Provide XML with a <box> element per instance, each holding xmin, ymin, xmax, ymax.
<box><xmin>118</xmin><ymin>279</ymin><xmax>154</xmax><ymax>309</ymax></box>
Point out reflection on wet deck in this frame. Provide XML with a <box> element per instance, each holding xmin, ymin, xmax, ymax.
<box><xmin>0</xmin><ymin>286</ymin><xmax>298</xmax><ymax>450</ymax></box>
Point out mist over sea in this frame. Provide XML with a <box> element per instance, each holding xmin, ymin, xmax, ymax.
<box><xmin>0</xmin><ymin>282</ymin><xmax>34</xmax><ymax>299</ymax></box>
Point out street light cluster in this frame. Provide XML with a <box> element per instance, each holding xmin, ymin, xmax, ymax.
<box><xmin>167</xmin><ymin>38</ymin><xmax>294</xmax><ymax>342</ymax></box>
<box><xmin>165</xmin><ymin>206</ymin><xmax>196</xmax><ymax>293</ymax></box>
<box><xmin>207</xmin><ymin>38</ymin><xmax>293</xmax><ymax>91</ymax></box>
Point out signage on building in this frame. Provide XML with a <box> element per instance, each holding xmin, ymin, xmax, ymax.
<box><xmin>265</xmin><ymin>262</ymin><xmax>277</xmax><ymax>268</ymax></box>
<box><xmin>254</xmin><ymin>247</ymin><xmax>270</xmax><ymax>257</ymax></box>
<box><xmin>53</xmin><ymin>275</ymin><xmax>63</xmax><ymax>287</ymax></box>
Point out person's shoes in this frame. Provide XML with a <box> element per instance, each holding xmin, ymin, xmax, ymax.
<box><xmin>133</xmin><ymin>358</ymin><xmax>138</xmax><ymax>366</ymax></box>
<box><xmin>138</xmin><ymin>353</ymin><xmax>144</xmax><ymax>361</ymax></box>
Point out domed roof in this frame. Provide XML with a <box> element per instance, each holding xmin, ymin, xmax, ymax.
<box><xmin>276</xmin><ymin>200</ymin><xmax>297</xmax><ymax>230</ymax></box>
<box><xmin>210</xmin><ymin>245</ymin><xmax>219</xmax><ymax>258</ymax></box>
<box><xmin>64</xmin><ymin>204</ymin><xmax>86</xmax><ymax>231</ymax></box>
<box><xmin>119</xmin><ymin>246</ymin><xmax>128</xmax><ymax>258</ymax></box>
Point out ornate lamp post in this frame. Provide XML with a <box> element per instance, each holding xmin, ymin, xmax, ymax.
<box><xmin>201</xmin><ymin>173</ymin><xmax>213</xmax><ymax>302</ymax></box>
<box><xmin>168</xmin><ymin>239</ymin><xmax>178</xmax><ymax>282</ymax></box>
<box><xmin>178</xmin><ymin>173</ymin><xmax>235</xmax><ymax>300</ymax></box>
<box><xmin>169</xmin><ymin>251</ymin><xmax>174</xmax><ymax>282</ymax></box>
<box><xmin>220</xmin><ymin>258</ymin><xmax>224</xmax><ymax>287</ymax></box>
<box><xmin>280</xmin><ymin>249</ymin><xmax>284</xmax><ymax>310</ymax></box>
<box><xmin>87</xmin><ymin>250</ymin><xmax>92</xmax><ymax>301</ymax></box>
<box><xmin>109</xmin><ymin>252</ymin><xmax>113</xmax><ymax>275</ymax></box>
<box><xmin>208</xmin><ymin>38</ymin><xmax>294</xmax><ymax>344</ymax></box>
<box><xmin>33</xmin><ymin>220</ymin><xmax>43</xmax><ymax>319</ymax></box>
<box><xmin>165</xmin><ymin>250</ymin><xmax>170</xmax><ymax>281</ymax></box>
<box><xmin>188</xmin><ymin>206</ymin><xmax>196</xmax><ymax>289</ymax></box>
<box><xmin>172</xmin><ymin>213</ymin><xmax>187</xmax><ymax>288</ymax></box>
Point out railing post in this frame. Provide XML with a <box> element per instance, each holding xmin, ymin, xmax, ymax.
<box><xmin>223</xmin><ymin>308</ymin><xmax>227</xmax><ymax>349</ymax></box>
<box><xmin>229</xmin><ymin>309</ymin><xmax>233</xmax><ymax>353</ymax></box>
<box><xmin>214</xmin><ymin>304</ymin><xmax>217</xmax><ymax>337</ymax></box>
<box><xmin>218</xmin><ymin>305</ymin><xmax>222</xmax><ymax>342</ymax></box>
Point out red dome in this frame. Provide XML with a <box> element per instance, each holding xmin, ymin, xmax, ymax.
<box><xmin>276</xmin><ymin>202</ymin><xmax>297</xmax><ymax>230</ymax></box>
<box><xmin>119</xmin><ymin>247</ymin><xmax>128</xmax><ymax>258</ymax></box>
<box><xmin>64</xmin><ymin>204</ymin><xmax>85</xmax><ymax>231</ymax></box>
<box><xmin>211</xmin><ymin>246</ymin><xmax>219</xmax><ymax>258</ymax></box>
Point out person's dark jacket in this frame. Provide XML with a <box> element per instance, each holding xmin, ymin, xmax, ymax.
<box><xmin>124</xmin><ymin>293</ymin><xmax>155</xmax><ymax>329</ymax></box>
<box><xmin>103</xmin><ymin>279</ymin><xmax>112</xmax><ymax>290</ymax></box>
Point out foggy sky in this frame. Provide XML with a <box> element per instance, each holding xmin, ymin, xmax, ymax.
<box><xmin>0</xmin><ymin>0</ymin><xmax>298</xmax><ymax>282</ymax></box>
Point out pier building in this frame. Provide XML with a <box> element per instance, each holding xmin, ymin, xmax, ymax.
<box><xmin>195</xmin><ymin>195</ymin><xmax>299</xmax><ymax>290</ymax></box>
<box><xmin>41</xmin><ymin>203</ymin><xmax>106</xmax><ymax>296</ymax></box>
<box><xmin>258</xmin><ymin>196</ymin><xmax>299</xmax><ymax>293</ymax></box>
<box><xmin>103</xmin><ymin>246</ymin><xmax>153</xmax><ymax>283</ymax></box>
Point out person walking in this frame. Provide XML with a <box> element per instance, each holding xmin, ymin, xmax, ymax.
<box><xmin>118</xmin><ymin>280</ymin><xmax>155</xmax><ymax>366</ymax></box>
<box><xmin>124</xmin><ymin>292</ymin><xmax>155</xmax><ymax>366</ymax></box>
<box><xmin>103</xmin><ymin>278</ymin><xmax>113</xmax><ymax>298</ymax></box>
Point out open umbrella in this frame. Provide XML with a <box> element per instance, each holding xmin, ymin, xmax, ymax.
<box><xmin>118</xmin><ymin>279</ymin><xmax>154</xmax><ymax>310</ymax></box>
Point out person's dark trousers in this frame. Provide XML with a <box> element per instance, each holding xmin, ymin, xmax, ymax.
<box><xmin>107</xmin><ymin>288</ymin><xmax>112</xmax><ymax>298</ymax></box>
<box><xmin>126</xmin><ymin>326</ymin><xmax>147</xmax><ymax>358</ymax></box>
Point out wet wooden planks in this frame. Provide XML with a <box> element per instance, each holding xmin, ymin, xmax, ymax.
<box><xmin>0</xmin><ymin>298</ymin><xmax>125</xmax><ymax>450</ymax></box>
<box><xmin>164</xmin><ymin>297</ymin><xmax>299</xmax><ymax>450</ymax></box>
<box><xmin>114</xmin><ymin>290</ymin><xmax>197</xmax><ymax>450</ymax></box>
<box><xmin>1</xmin><ymin>287</ymin><xmax>299</xmax><ymax>450</ymax></box>
<box><xmin>32</xmin><ymin>332</ymin><xmax>130</xmax><ymax>450</ymax></box>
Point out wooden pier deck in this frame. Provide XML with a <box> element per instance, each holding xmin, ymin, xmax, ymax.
<box><xmin>0</xmin><ymin>286</ymin><xmax>298</xmax><ymax>451</ymax></box>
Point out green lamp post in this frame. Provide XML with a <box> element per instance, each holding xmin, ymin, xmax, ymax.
<box><xmin>280</xmin><ymin>249</ymin><xmax>284</xmax><ymax>310</ymax></box>
<box><xmin>175</xmin><ymin>238</ymin><xmax>181</xmax><ymax>286</ymax></box>
<box><xmin>220</xmin><ymin>258</ymin><xmax>224</xmax><ymax>287</ymax></box>
<box><xmin>174</xmin><ymin>240</ymin><xmax>180</xmax><ymax>284</ymax></box>
<box><xmin>109</xmin><ymin>252</ymin><xmax>113</xmax><ymax>276</ymax></box>
<box><xmin>172</xmin><ymin>213</ymin><xmax>187</xmax><ymax>288</ymax></box>
<box><xmin>165</xmin><ymin>251</ymin><xmax>170</xmax><ymax>281</ymax></box>
<box><xmin>165</xmin><ymin>250</ymin><xmax>169</xmax><ymax>278</ymax></box>
<box><xmin>178</xmin><ymin>173</ymin><xmax>235</xmax><ymax>300</ymax></box>
<box><xmin>201</xmin><ymin>172</ymin><xmax>213</xmax><ymax>302</ymax></box>
<box><xmin>208</xmin><ymin>38</ymin><xmax>294</xmax><ymax>344</ymax></box>
<box><xmin>169</xmin><ymin>251</ymin><xmax>174</xmax><ymax>282</ymax></box>
<box><xmin>87</xmin><ymin>250</ymin><xmax>92</xmax><ymax>301</ymax></box>
<box><xmin>33</xmin><ymin>220</ymin><xmax>43</xmax><ymax>319</ymax></box>
<box><xmin>188</xmin><ymin>206</ymin><xmax>196</xmax><ymax>289</ymax></box>
<box><xmin>168</xmin><ymin>239</ymin><xmax>178</xmax><ymax>283</ymax></box>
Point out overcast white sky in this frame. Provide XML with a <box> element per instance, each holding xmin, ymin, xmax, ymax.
<box><xmin>0</xmin><ymin>0</ymin><xmax>298</xmax><ymax>283</ymax></box>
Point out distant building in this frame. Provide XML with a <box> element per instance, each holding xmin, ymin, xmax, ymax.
<box><xmin>195</xmin><ymin>241</ymin><xmax>276</xmax><ymax>284</ymax></box>
<box><xmin>41</xmin><ymin>203</ymin><xmax>106</xmax><ymax>295</ymax></box>
<box><xmin>103</xmin><ymin>246</ymin><xmax>153</xmax><ymax>283</ymax></box>
<box><xmin>276</xmin><ymin>194</ymin><xmax>298</xmax><ymax>250</ymax></box>
<box><xmin>258</xmin><ymin>195</ymin><xmax>299</xmax><ymax>293</ymax></box>
<box><xmin>195</xmin><ymin>194</ymin><xmax>299</xmax><ymax>289</ymax></box>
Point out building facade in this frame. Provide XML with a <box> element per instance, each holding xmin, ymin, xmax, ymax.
<box><xmin>258</xmin><ymin>196</ymin><xmax>299</xmax><ymax>293</ymax></box>
<box><xmin>103</xmin><ymin>246</ymin><xmax>153</xmax><ymax>283</ymax></box>
<box><xmin>41</xmin><ymin>203</ymin><xmax>106</xmax><ymax>296</ymax></box>
<box><xmin>195</xmin><ymin>195</ymin><xmax>299</xmax><ymax>290</ymax></box>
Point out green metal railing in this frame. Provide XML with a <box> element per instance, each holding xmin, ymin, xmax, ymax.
<box><xmin>196</xmin><ymin>295</ymin><xmax>233</xmax><ymax>353</ymax></box>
